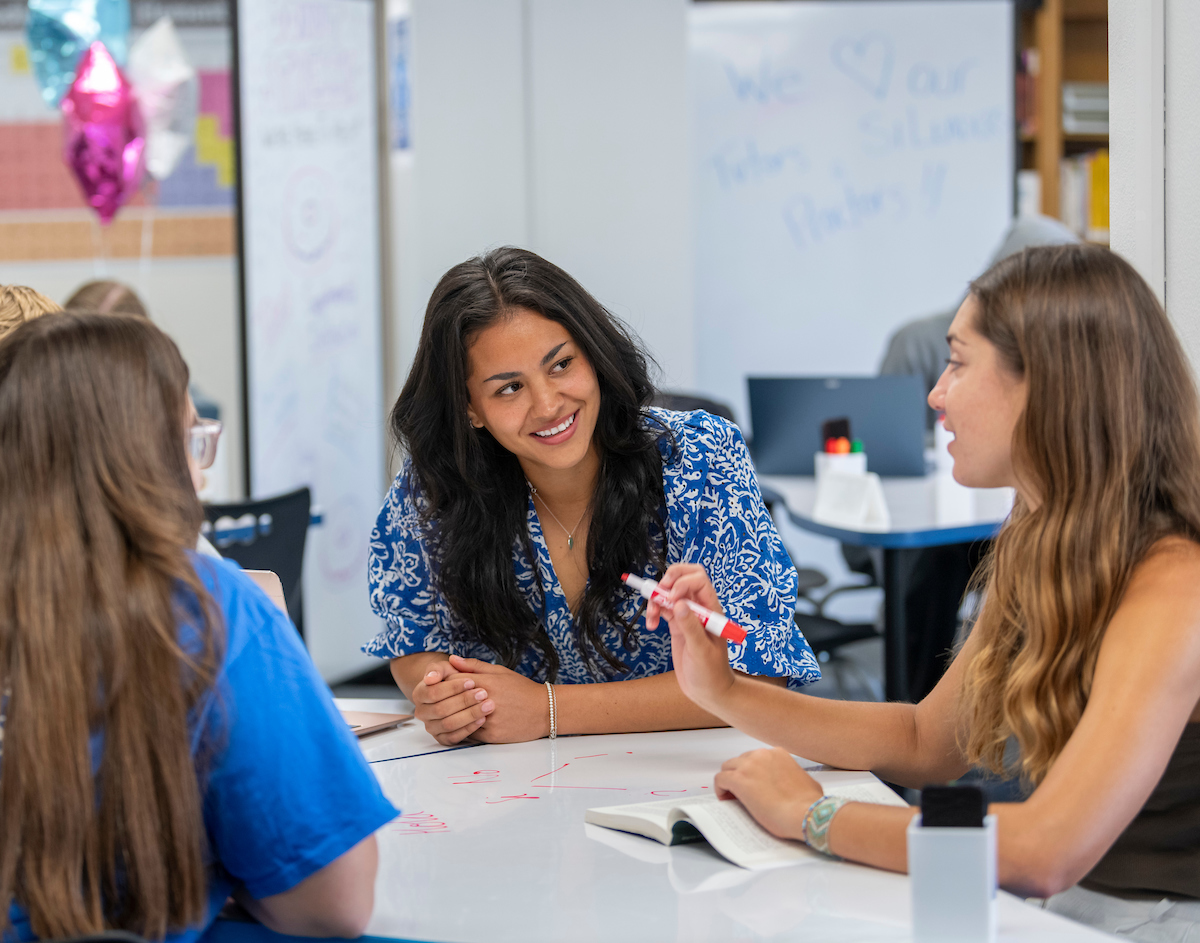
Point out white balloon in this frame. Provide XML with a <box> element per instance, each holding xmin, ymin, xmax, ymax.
<box><xmin>128</xmin><ymin>16</ymin><xmax>198</xmax><ymax>181</ymax></box>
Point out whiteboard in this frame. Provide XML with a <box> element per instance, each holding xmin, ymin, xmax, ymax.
<box><xmin>235</xmin><ymin>0</ymin><xmax>386</xmax><ymax>680</ymax></box>
<box><xmin>691</xmin><ymin>1</ymin><xmax>1013</xmax><ymax>427</ymax></box>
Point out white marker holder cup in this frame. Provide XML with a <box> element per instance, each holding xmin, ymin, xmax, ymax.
<box><xmin>814</xmin><ymin>450</ymin><xmax>868</xmax><ymax>480</ymax></box>
<box><xmin>907</xmin><ymin>814</ymin><xmax>998</xmax><ymax>943</ymax></box>
<box><xmin>812</xmin><ymin>468</ymin><xmax>890</xmax><ymax>531</ymax></box>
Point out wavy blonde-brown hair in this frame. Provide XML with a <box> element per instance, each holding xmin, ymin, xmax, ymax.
<box><xmin>960</xmin><ymin>245</ymin><xmax>1200</xmax><ymax>785</ymax></box>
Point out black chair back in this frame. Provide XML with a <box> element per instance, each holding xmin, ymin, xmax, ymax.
<box><xmin>650</xmin><ymin>391</ymin><xmax>738</xmax><ymax>425</ymax></box>
<box><xmin>202</xmin><ymin>487</ymin><xmax>311</xmax><ymax>636</ymax></box>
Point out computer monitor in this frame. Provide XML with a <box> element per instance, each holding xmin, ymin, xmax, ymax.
<box><xmin>747</xmin><ymin>376</ymin><xmax>927</xmax><ymax>477</ymax></box>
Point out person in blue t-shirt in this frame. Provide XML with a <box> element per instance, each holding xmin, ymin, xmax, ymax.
<box><xmin>0</xmin><ymin>312</ymin><xmax>397</xmax><ymax>942</ymax></box>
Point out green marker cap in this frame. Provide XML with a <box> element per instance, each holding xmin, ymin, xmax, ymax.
<box><xmin>850</xmin><ymin>438</ymin><xmax>864</xmax><ymax>453</ymax></box>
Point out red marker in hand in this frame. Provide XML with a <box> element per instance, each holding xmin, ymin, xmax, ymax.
<box><xmin>622</xmin><ymin>573</ymin><xmax>747</xmax><ymax>644</ymax></box>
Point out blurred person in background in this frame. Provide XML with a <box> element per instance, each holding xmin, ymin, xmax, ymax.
<box><xmin>860</xmin><ymin>215</ymin><xmax>1083</xmax><ymax>705</ymax></box>
<box><xmin>64</xmin><ymin>279</ymin><xmax>225</xmax><ymax>503</ymax></box>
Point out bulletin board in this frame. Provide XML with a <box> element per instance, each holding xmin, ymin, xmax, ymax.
<box><xmin>233</xmin><ymin>0</ymin><xmax>388</xmax><ymax>680</ymax></box>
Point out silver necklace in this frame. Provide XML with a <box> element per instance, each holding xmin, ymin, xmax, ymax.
<box><xmin>529</xmin><ymin>485</ymin><xmax>588</xmax><ymax>551</ymax></box>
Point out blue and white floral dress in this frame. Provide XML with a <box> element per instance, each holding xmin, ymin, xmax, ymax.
<box><xmin>363</xmin><ymin>408</ymin><xmax>820</xmax><ymax>688</ymax></box>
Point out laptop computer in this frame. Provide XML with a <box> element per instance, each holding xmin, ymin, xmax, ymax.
<box><xmin>747</xmin><ymin>376</ymin><xmax>927</xmax><ymax>477</ymax></box>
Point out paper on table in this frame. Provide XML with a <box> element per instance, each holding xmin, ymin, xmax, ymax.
<box><xmin>681</xmin><ymin>797</ymin><xmax>811</xmax><ymax>869</ymax></box>
<box><xmin>689</xmin><ymin>782</ymin><xmax>907</xmax><ymax>869</ymax></box>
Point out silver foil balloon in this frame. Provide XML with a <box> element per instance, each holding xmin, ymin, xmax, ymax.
<box><xmin>127</xmin><ymin>15</ymin><xmax>197</xmax><ymax>181</ymax></box>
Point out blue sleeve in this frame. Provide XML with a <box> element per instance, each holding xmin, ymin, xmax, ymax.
<box><xmin>697</xmin><ymin>419</ymin><xmax>822</xmax><ymax>688</ymax></box>
<box><xmin>363</xmin><ymin>467</ymin><xmax>487</xmax><ymax>661</ymax></box>
<box><xmin>200</xmin><ymin>563</ymin><xmax>398</xmax><ymax>899</ymax></box>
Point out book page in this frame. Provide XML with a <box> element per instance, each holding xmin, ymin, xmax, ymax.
<box><xmin>823</xmin><ymin>781</ymin><xmax>909</xmax><ymax>808</ymax></box>
<box><xmin>584</xmin><ymin>802</ymin><xmax>675</xmax><ymax>843</ymax></box>
<box><xmin>677</xmin><ymin>797</ymin><xmax>811</xmax><ymax>870</ymax></box>
<box><xmin>586</xmin><ymin>778</ymin><xmax>910</xmax><ymax>866</ymax></box>
<box><xmin>587</xmin><ymin>800</ymin><xmax>674</xmax><ymax>829</ymax></box>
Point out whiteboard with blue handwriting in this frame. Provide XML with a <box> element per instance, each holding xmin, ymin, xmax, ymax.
<box><xmin>691</xmin><ymin>1</ymin><xmax>1013</xmax><ymax>427</ymax></box>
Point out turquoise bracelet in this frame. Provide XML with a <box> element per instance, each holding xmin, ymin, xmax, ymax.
<box><xmin>804</xmin><ymin>795</ymin><xmax>850</xmax><ymax>857</ymax></box>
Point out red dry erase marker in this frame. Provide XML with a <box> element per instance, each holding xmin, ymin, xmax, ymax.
<box><xmin>621</xmin><ymin>573</ymin><xmax>747</xmax><ymax>644</ymax></box>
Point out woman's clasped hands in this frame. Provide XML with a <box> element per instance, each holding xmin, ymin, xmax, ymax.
<box><xmin>412</xmin><ymin>654</ymin><xmax>551</xmax><ymax>745</ymax></box>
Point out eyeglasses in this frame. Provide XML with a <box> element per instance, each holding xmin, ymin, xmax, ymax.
<box><xmin>188</xmin><ymin>418</ymin><xmax>223</xmax><ymax>470</ymax></box>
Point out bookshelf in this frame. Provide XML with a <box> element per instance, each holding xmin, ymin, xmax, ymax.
<box><xmin>1019</xmin><ymin>0</ymin><xmax>1108</xmax><ymax>230</ymax></box>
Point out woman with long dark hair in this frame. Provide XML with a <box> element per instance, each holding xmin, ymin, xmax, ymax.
<box><xmin>667</xmin><ymin>245</ymin><xmax>1200</xmax><ymax>940</ymax></box>
<box><xmin>0</xmin><ymin>313</ymin><xmax>396</xmax><ymax>941</ymax></box>
<box><xmin>365</xmin><ymin>247</ymin><xmax>818</xmax><ymax>744</ymax></box>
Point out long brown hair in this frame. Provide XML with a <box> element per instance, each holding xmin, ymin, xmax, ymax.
<box><xmin>960</xmin><ymin>245</ymin><xmax>1200</xmax><ymax>784</ymax></box>
<box><xmin>0</xmin><ymin>313</ymin><xmax>223</xmax><ymax>937</ymax></box>
<box><xmin>394</xmin><ymin>247</ymin><xmax>667</xmax><ymax>680</ymax></box>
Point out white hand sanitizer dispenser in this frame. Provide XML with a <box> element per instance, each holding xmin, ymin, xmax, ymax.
<box><xmin>907</xmin><ymin>785</ymin><xmax>997</xmax><ymax>943</ymax></box>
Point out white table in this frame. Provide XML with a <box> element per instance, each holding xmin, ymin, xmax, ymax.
<box><xmin>352</xmin><ymin>719</ymin><xmax>1113</xmax><ymax>943</ymax></box>
<box><xmin>759</xmin><ymin>475</ymin><xmax>1013</xmax><ymax>701</ymax></box>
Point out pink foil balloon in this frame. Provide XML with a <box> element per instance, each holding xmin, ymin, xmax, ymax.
<box><xmin>61</xmin><ymin>42</ymin><xmax>146</xmax><ymax>225</ymax></box>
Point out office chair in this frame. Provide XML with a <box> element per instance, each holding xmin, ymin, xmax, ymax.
<box><xmin>201</xmin><ymin>487</ymin><xmax>311</xmax><ymax>636</ymax></box>
<box><xmin>763</xmin><ymin>506</ymin><xmax>884</xmax><ymax>701</ymax></box>
<box><xmin>650</xmin><ymin>391</ymin><xmax>737</xmax><ymax>424</ymax></box>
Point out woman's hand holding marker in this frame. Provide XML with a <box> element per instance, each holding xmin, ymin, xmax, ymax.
<box><xmin>641</xmin><ymin>564</ymin><xmax>740</xmax><ymax>714</ymax></box>
<box><xmin>633</xmin><ymin>565</ymin><xmax>747</xmax><ymax>643</ymax></box>
<box><xmin>652</xmin><ymin>569</ymin><xmax>826</xmax><ymax>840</ymax></box>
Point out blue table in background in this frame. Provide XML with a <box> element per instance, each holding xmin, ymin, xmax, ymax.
<box><xmin>759</xmin><ymin>475</ymin><xmax>1012</xmax><ymax>702</ymax></box>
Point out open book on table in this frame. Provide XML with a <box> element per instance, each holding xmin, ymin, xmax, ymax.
<box><xmin>585</xmin><ymin>780</ymin><xmax>907</xmax><ymax>871</ymax></box>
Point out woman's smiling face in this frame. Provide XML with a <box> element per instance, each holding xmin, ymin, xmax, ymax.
<box><xmin>928</xmin><ymin>295</ymin><xmax>1027</xmax><ymax>491</ymax></box>
<box><xmin>465</xmin><ymin>308</ymin><xmax>601</xmax><ymax>477</ymax></box>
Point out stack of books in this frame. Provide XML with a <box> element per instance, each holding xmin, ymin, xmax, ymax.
<box><xmin>1060</xmin><ymin>148</ymin><xmax>1109</xmax><ymax>244</ymax></box>
<box><xmin>1062</xmin><ymin>82</ymin><xmax>1109</xmax><ymax>135</ymax></box>
<box><xmin>1016</xmin><ymin>49</ymin><xmax>1039</xmax><ymax>137</ymax></box>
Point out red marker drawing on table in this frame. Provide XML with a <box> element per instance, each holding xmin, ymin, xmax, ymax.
<box><xmin>621</xmin><ymin>573</ymin><xmax>747</xmax><ymax>644</ymax></box>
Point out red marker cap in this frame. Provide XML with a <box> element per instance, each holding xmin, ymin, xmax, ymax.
<box><xmin>721</xmin><ymin>621</ymin><xmax>747</xmax><ymax>645</ymax></box>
